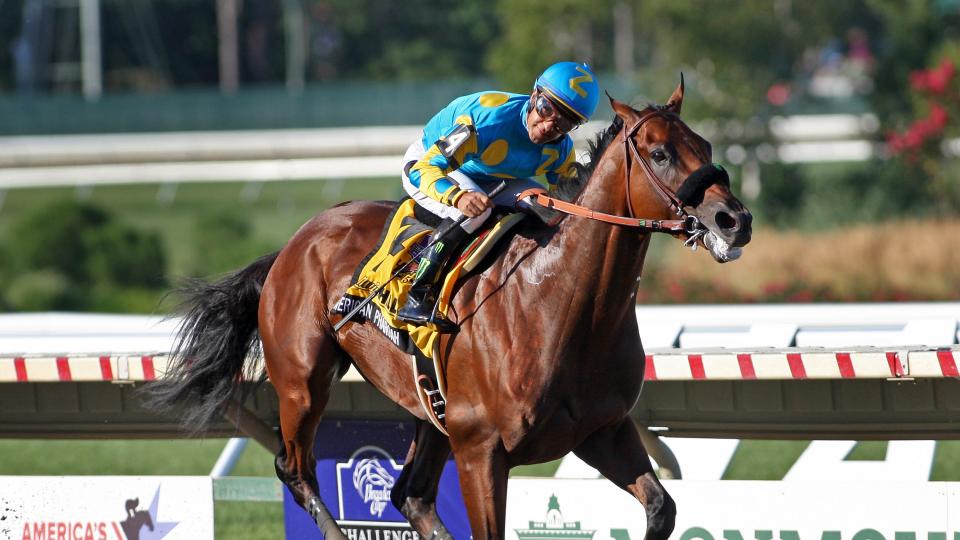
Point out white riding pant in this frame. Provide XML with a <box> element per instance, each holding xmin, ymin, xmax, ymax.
<box><xmin>401</xmin><ymin>136</ymin><xmax>542</xmax><ymax>234</ymax></box>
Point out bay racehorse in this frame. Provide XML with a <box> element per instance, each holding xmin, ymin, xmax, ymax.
<box><xmin>146</xmin><ymin>81</ymin><xmax>752</xmax><ymax>539</ymax></box>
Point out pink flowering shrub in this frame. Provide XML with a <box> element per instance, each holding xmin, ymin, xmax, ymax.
<box><xmin>888</xmin><ymin>58</ymin><xmax>955</xmax><ymax>154</ymax></box>
<box><xmin>884</xmin><ymin>48</ymin><xmax>960</xmax><ymax>214</ymax></box>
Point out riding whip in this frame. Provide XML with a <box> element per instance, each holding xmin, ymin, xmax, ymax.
<box><xmin>333</xmin><ymin>181</ymin><xmax>507</xmax><ymax>333</ymax></box>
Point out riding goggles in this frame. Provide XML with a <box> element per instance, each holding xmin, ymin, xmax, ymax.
<box><xmin>534</xmin><ymin>89</ymin><xmax>583</xmax><ymax>133</ymax></box>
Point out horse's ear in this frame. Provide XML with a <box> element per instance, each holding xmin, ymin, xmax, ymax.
<box><xmin>607</xmin><ymin>91</ymin><xmax>636</xmax><ymax>120</ymax></box>
<box><xmin>665</xmin><ymin>73</ymin><xmax>684</xmax><ymax>114</ymax></box>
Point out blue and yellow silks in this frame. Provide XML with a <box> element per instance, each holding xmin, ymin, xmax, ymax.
<box><xmin>407</xmin><ymin>91</ymin><xmax>577</xmax><ymax>205</ymax></box>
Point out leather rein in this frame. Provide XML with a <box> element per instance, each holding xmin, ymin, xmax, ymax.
<box><xmin>519</xmin><ymin>109</ymin><xmax>708</xmax><ymax>238</ymax></box>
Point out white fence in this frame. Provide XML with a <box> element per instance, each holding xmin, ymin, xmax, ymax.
<box><xmin>0</xmin><ymin>114</ymin><xmax>890</xmax><ymax>188</ymax></box>
<box><xmin>635</xmin><ymin>302</ymin><xmax>960</xmax><ymax>349</ymax></box>
<box><xmin>3</xmin><ymin>303</ymin><xmax>956</xmax><ymax>356</ymax></box>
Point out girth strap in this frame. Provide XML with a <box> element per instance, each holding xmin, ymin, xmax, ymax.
<box><xmin>517</xmin><ymin>188</ymin><xmax>693</xmax><ymax>233</ymax></box>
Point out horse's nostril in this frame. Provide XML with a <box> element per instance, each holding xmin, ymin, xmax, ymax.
<box><xmin>715</xmin><ymin>211</ymin><xmax>738</xmax><ymax>231</ymax></box>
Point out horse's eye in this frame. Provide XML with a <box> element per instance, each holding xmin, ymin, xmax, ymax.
<box><xmin>651</xmin><ymin>149</ymin><xmax>669</xmax><ymax>163</ymax></box>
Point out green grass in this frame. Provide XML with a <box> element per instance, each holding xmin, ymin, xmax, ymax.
<box><xmin>511</xmin><ymin>459</ymin><xmax>562</xmax><ymax>477</ymax></box>
<box><xmin>0</xmin><ymin>178</ymin><xmax>402</xmax><ymax>279</ymax></box>
<box><xmin>844</xmin><ymin>441</ymin><xmax>887</xmax><ymax>461</ymax></box>
<box><xmin>722</xmin><ymin>440</ymin><xmax>960</xmax><ymax>480</ymax></box>
<box><xmin>215</xmin><ymin>501</ymin><xmax>283</xmax><ymax>539</ymax></box>
<box><xmin>0</xmin><ymin>439</ymin><xmax>273</xmax><ymax>475</ymax></box>
<box><xmin>931</xmin><ymin>440</ymin><xmax>960</xmax><ymax>481</ymax></box>
<box><xmin>722</xmin><ymin>440</ymin><xmax>811</xmax><ymax>480</ymax></box>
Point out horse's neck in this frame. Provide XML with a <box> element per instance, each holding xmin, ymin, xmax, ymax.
<box><xmin>535</xmin><ymin>154</ymin><xmax>650</xmax><ymax>332</ymax></box>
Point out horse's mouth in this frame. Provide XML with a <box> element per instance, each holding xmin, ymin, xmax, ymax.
<box><xmin>680</xmin><ymin>217</ymin><xmax>743</xmax><ymax>263</ymax></box>
<box><xmin>703</xmin><ymin>230</ymin><xmax>742</xmax><ymax>263</ymax></box>
<box><xmin>683</xmin><ymin>202</ymin><xmax>751</xmax><ymax>263</ymax></box>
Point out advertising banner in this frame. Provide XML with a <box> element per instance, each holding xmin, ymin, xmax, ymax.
<box><xmin>506</xmin><ymin>479</ymin><xmax>960</xmax><ymax>540</ymax></box>
<box><xmin>283</xmin><ymin>420</ymin><xmax>470</xmax><ymax>539</ymax></box>
<box><xmin>0</xmin><ymin>476</ymin><xmax>213</xmax><ymax>540</ymax></box>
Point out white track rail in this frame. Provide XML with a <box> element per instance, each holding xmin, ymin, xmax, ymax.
<box><xmin>0</xmin><ymin>114</ymin><xmax>902</xmax><ymax>188</ymax></box>
<box><xmin>2</xmin><ymin>304</ymin><xmax>957</xmax><ymax>355</ymax></box>
<box><xmin>1</xmin><ymin>305</ymin><xmax>957</xmax><ymax>383</ymax></box>
<box><xmin>636</xmin><ymin>302</ymin><xmax>960</xmax><ymax>349</ymax></box>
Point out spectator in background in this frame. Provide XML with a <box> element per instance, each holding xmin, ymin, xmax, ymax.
<box><xmin>245</xmin><ymin>0</ymin><xmax>278</xmax><ymax>82</ymax></box>
<box><xmin>308</xmin><ymin>1</ymin><xmax>340</xmax><ymax>81</ymax></box>
<box><xmin>806</xmin><ymin>28</ymin><xmax>876</xmax><ymax>98</ymax></box>
<box><xmin>846</xmin><ymin>27</ymin><xmax>875</xmax><ymax>68</ymax></box>
<box><xmin>845</xmin><ymin>27</ymin><xmax>876</xmax><ymax>93</ymax></box>
<box><xmin>12</xmin><ymin>0</ymin><xmax>49</xmax><ymax>94</ymax></box>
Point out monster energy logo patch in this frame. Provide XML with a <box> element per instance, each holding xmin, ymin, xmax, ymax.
<box><xmin>413</xmin><ymin>259</ymin><xmax>432</xmax><ymax>281</ymax></box>
<box><xmin>413</xmin><ymin>241</ymin><xmax>444</xmax><ymax>281</ymax></box>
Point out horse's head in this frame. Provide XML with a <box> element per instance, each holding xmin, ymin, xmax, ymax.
<box><xmin>610</xmin><ymin>77</ymin><xmax>752</xmax><ymax>262</ymax></box>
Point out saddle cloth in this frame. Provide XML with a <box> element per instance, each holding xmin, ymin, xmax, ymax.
<box><xmin>333</xmin><ymin>198</ymin><xmax>524</xmax><ymax>360</ymax></box>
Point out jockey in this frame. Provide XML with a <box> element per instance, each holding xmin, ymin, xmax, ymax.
<box><xmin>397</xmin><ymin>61</ymin><xmax>601</xmax><ymax>331</ymax></box>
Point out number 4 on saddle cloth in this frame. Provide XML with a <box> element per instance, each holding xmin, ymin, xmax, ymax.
<box><xmin>332</xmin><ymin>198</ymin><xmax>526</xmax><ymax>434</ymax></box>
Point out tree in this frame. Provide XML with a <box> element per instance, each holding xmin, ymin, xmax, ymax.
<box><xmin>1</xmin><ymin>200</ymin><xmax>168</xmax><ymax>311</ymax></box>
<box><xmin>189</xmin><ymin>208</ymin><xmax>259</xmax><ymax>277</ymax></box>
<box><xmin>884</xmin><ymin>44</ymin><xmax>960</xmax><ymax>215</ymax></box>
<box><xmin>322</xmin><ymin>0</ymin><xmax>499</xmax><ymax>80</ymax></box>
<box><xmin>487</xmin><ymin>0</ymin><xmax>614</xmax><ymax>91</ymax></box>
<box><xmin>866</xmin><ymin>0</ymin><xmax>948</xmax><ymax>120</ymax></box>
<box><xmin>487</xmin><ymin>0</ymin><xmax>883</xmax><ymax>118</ymax></box>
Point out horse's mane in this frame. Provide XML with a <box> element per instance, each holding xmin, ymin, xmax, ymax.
<box><xmin>553</xmin><ymin>115</ymin><xmax>625</xmax><ymax>202</ymax></box>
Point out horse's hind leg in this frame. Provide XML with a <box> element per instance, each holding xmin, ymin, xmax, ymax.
<box><xmin>573</xmin><ymin>418</ymin><xmax>676</xmax><ymax>540</ymax></box>
<box><xmin>264</xmin><ymin>328</ymin><xmax>347</xmax><ymax>539</ymax></box>
<box><xmin>391</xmin><ymin>420</ymin><xmax>454</xmax><ymax>539</ymax></box>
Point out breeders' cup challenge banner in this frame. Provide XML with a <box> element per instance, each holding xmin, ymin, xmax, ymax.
<box><xmin>283</xmin><ymin>420</ymin><xmax>470</xmax><ymax>539</ymax></box>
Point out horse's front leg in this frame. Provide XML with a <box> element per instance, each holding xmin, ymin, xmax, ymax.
<box><xmin>450</xmin><ymin>436</ymin><xmax>509</xmax><ymax>539</ymax></box>
<box><xmin>573</xmin><ymin>417</ymin><xmax>676</xmax><ymax>540</ymax></box>
<box><xmin>391</xmin><ymin>419</ymin><xmax>455</xmax><ymax>539</ymax></box>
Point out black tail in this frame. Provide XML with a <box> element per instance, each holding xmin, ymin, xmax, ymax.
<box><xmin>142</xmin><ymin>251</ymin><xmax>280</xmax><ymax>433</ymax></box>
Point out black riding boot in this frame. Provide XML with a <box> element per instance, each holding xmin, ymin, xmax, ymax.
<box><xmin>396</xmin><ymin>219</ymin><xmax>469</xmax><ymax>332</ymax></box>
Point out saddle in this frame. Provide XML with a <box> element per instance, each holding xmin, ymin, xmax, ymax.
<box><xmin>332</xmin><ymin>198</ymin><xmax>526</xmax><ymax>434</ymax></box>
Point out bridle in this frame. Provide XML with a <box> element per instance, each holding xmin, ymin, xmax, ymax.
<box><xmin>520</xmin><ymin>108</ymin><xmax>726</xmax><ymax>244</ymax></box>
<box><xmin>624</xmin><ymin>110</ymin><xmax>699</xmax><ymax>219</ymax></box>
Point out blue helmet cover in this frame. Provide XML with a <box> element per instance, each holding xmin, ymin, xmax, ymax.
<box><xmin>535</xmin><ymin>61</ymin><xmax>601</xmax><ymax>122</ymax></box>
